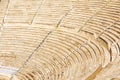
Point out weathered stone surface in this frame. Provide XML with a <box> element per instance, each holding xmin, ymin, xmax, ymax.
<box><xmin>0</xmin><ymin>0</ymin><xmax>120</xmax><ymax>80</ymax></box>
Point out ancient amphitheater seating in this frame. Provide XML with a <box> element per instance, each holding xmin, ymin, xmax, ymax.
<box><xmin>0</xmin><ymin>0</ymin><xmax>120</xmax><ymax>80</ymax></box>
<box><xmin>79</xmin><ymin>0</ymin><xmax>120</xmax><ymax>61</ymax></box>
<box><xmin>3</xmin><ymin>0</ymin><xmax>44</xmax><ymax>24</ymax></box>
<box><xmin>0</xmin><ymin>25</ymin><xmax>52</xmax><ymax>67</ymax></box>
<box><xmin>9</xmin><ymin>30</ymin><xmax>111</xmax><ymax>80</ymax></box>
<box><xmin>3</xmin><ymin>0</ymin><xmax>77</xmax><ymax>25</ymax></box>
<box><xmin>59</xmin><ymin>0</ymin><xmax>110</xmax><ymax>30</ymax></box>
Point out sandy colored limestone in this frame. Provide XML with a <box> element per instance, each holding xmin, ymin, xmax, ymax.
<box><xmin>0</xmin><ymin>0</ymin><xmax>120</xmax><ymax>80</ymax></box>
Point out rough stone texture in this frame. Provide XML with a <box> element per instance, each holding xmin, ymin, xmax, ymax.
<box><xmin>0</xmin><ymin>0</ymin><xmax>120</xmax><ymax>80</ymax></box>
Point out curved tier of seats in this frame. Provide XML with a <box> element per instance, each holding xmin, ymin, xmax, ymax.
<box><xmin>80</xmin><ymin>0</ymin><xmax>120</xmax><ymax>61</ymax></box>
<box><xmin>59</xmin><ymin>0</ymin><xmax>110</xmax><ymax>30</ymax></box>
<box><xmin>0</xmin><ymin>0</ymin><xmax>120</xmax><ymax>80</ymax></box>
<box><xmin>9</xmin><ymin>30</ymin><xmax>111</xmax><ymax>80</ymax></box>
<box><xmin>2</xmin><ymin>0</ymin><xmax>77</xmax><ymax>24</ymax></box>
<box><xmin>0</xmin><ymin>25</ymin><xmax>51</xmax><ymax>68</ymax></box>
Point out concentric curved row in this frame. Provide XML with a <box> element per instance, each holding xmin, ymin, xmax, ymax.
<box><xmin>59</xmin><ymin>0</ymin><xmax>110</xmax><ymax>30</ymax></box>
<box><xmin>0</xmin><ymin>25</ymin><xmax>51</xmax><ymax>68</ymax></box>
<box><xmin>0</xmin><ymin>0</ymin><xmax>120</xmax><ymax>80</ymax></box>
<box><xmin>11</xmin><ymin>30</ymin><xmax>110</xmax><ymax>80</ymax></box>
<box><xmin>1</xmin><ymin>0</ymin><xmax>77</xmax><ymax>24</ymax></box>
<box><xmin>80</xmin><ymin>0</ymin><xmax>120</xmax><ymax>61</ymax></box>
